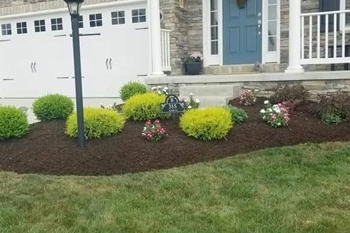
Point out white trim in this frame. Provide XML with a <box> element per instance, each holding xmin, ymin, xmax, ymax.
<box><xmin>262</xmin><ymin>0</ymin><xmax>280</xmax><ymax>64</ymax></box>
<box><xmin>0</xmin><ymin>0</ymin><xmax>147</xmax><ymax>20</ymax></box>
<box><xmin>202</xmin><ymin>0</ymin><xmax>222</xmax><ymax>66</ymax></box>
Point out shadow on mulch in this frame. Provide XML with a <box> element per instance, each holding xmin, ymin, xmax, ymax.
<box><xmin>1</xmin><ymin>98</ymin><xmax>349</xmax><ymax>176</ymax></box>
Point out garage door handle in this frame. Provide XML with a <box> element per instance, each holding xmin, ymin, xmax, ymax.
<box><xmin>31</xmin><ymin>62</ymin><xmax>34</xmax><ymax>73</ymax></box>
<box><xmin>109</xmin><ymin>58</ymin><xmax>112</xmax><ymax>70</ymax></box>
<box><xmin>106</xmin><ymin>58</ymin><xmax>109</xmax><ymax>70</ymax></box>
<box><xmin>33</xmin><ymin>62</ymin><xmax>37</xmax><ymax>73</ymax></box>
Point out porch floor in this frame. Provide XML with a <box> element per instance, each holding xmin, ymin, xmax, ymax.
<box><xmin>147</xmin><ymin>71</ymin><xmax>350</xmax><ymax>85</ymax></box>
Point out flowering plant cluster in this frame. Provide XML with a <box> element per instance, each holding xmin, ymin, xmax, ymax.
<box><xmin>100</xmin><ymin>101</ymin><xmax>118</xmax><ymax>111</ymax></box>
<box><xmin>260</xmin><ymin>100</ymin><xmax>290</xmax><ymax>128</ymax></box>
<box><xmin>152</xmin><ymin>86</ymin><xmax>169</xmax><ymax>96</ymax></box>
<box><xmin>142</xmin><ymin>119</ymin><xmax>166</xmax><ymax>141</ymax></box>
<box><xmin>182</xmin><ymin>93</ymin><xmax>200</xmax><ymax>110</ymax></box>
<box><xmin>185</xmin><ymin>51</ymin><xmax>203</xmax><ymax>63</ymax></box>
<box><xmin>239</xmin><ymin>89</ymin><xmax>259</xmax><ymax>106</ymax></box>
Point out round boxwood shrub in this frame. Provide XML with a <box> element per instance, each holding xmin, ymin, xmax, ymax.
<box><xmin>122</xmin><ymin>92</ymin><xmax>170</xmax><ymax>121</ymax></box>
<box><xmin>120</xmin><ymin>82</ymin><xmax>147</xmax><ymax>102</ymax></box>
<box><xmin>0</xmin><ymin>106</ymin><xmax>29</xmax><ymax>141</ymax></box>
<box><xmin>32</xmin><ymin>94</ymin><xmax>74</xmax><ymax>121</ymax></box>
<box><xmin>180</xmin><ymin>107</ymin><xmax>233</xmax><ymax>141</ymax></box>
<box><xmin>66</xmin><ymin>108</ymin><xmax>125</xmax><ymax>140</ymax></box>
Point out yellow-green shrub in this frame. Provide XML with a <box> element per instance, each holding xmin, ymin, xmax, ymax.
<box><xmin>122</xmin><ymin>92</ymin><xmax>170</xmax><ymax>121</ymax></box>
<box><xmin>0</xmin><ymin>106</ymin><xmax>29</xmax><ymax>141</ymax></box>
<box><xmin>66</xmin><ymin>108</ymin><xmax>125</xmax><ymax>140</ymax></box>
<box><xmin>180</xmin><ymin>107</ymin><xmax>233</xmax><ymax>141</ymax></box>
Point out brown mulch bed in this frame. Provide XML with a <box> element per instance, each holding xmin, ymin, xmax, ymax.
<box><xmin>1</xmin><ymin>98</ymin><xmax>350</xmax><ymax>176</ymax></box>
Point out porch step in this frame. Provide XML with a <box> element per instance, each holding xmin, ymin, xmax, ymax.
<box><xmin>203</xmin><ymin>64</ymin><xmax>280</xmax><ymax>75</ymax></box>
<box><xmin>179</xmin><ymin>84</ymin><xmax>243</xmax><ymax>107</ymax></box>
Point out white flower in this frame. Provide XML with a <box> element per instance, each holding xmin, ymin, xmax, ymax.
<box><xmin>164</xmin><ymin>87</ymin><xmax>168</xmax><ymax>90</ymax></box>
<box><xmin>188</xmin><ymin>106</ymin><xmax>192</xmax><ymax>109</ymax></box>
<box><xmin>260</xmin><ymin>109</ymin><xmax>266</xmax><ymax>113</ymax></box>
<box><xmin>157</xmin><ymin>85</ymin><xmax>161</xmax><ymax>89</ymax></box>
<box><xmin>195</xmin><ymin>99</ymin><xmax>200</xmax><ymax>103</ymax></box>
<box><xmin>189</xmin><ymin>93</ymin><xmax>194</xmax><ymax>96</ymax></box>
<box><xmin>157</xmin><ymin>90</ymin><xmax>162</xmax><ymax>95</ymax></box>
<box><xmin>143</xmin><ymin>127</ymin><xmax>147</xmax><ymax>131</ymax></box>
<box><xmin>277</xmin><ymin>122</ymin><xmax>281</xmax><ymax>126</ymax></box>
<box><xmin>151</xmin><ymin>87</ymin><xmax>157</xmax><ymax>90</ymax></box>
<box><xmin>268</xmin><ymin>108</ymin><xmax>272</xmax><ymax>112</ymax></box>
<box><xmin>264</xmin><ymin>100</ymin><xmax>269</xmax><ymax>104</ymax></box>
<box><xmin>247</xmin><ymin>90</ymin><xmax>252</xmax><ymax>92</ymax></box>
<box><xmin>254</xmin><ymin>89</ymin><xmax>259</xmax><ymax>92</ymax></box>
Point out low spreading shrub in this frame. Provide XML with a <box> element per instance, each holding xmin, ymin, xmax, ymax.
<box><xmin>120</xmin><ymin>82</ymin><xmax>147</xmax><ymax>102</ymax></box>
<box><xmin>122</xmin><ymin>93</ymin><xmax>170</xmax><ymax>121</ymax></box>
<box><xmin>270</xmin><ymin>85</ymin><xmax>309</xmax><ymax>111</ymax></box>
<box><xmin>0</xmin><ymin>106</ymin><xmax>29</xmax><ymax>141</ymax></box>
<box><xmin>66</xmin><ymin>108</ymin><xmax>125</xmax><ymax>140</ymax></box>
<box><xmin>321</xmin><ymin>113</ymin><xmax>342</xmax><ymax>125</ymax></box>
<box><xmin>180</xmin><ymin>107</ymin><xmax>232</xmax><ymax>141</ymax></box>
<box><xmin>32</xmin><ymin>94</ymin><xmax>74</xmax><ymax>121</ymax></box>
<box><xmin>239</xmin><ymin>89</ymin><xmax>258</xmax><ymax>106</ymax></box>
<box><xmin>260</xmin><ymin>100</ymin><xmax>290</xmax><ymax>128</ymax></box>
<box><xmin>152</xmin><ymin>86</ymin><xmax>169</xmax><ymax>95</ymax></box>
<box><xmin>142</xmin><ymin>119</ymin><xmax>166</xmax><ymax>141</ymax></box>
<box><xmin>227</xmin><ymin>106</ymin><xmax>248</xmax><ymax>124</ymax></box>
<box><xmin>311</xmin><ymin>91</ymin><xmax>350</xmax><ymax>124</ymax></box>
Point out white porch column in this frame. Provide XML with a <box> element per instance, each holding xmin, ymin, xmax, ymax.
<box><xmin>285</xmin><ymin>0</ymin><xmax>304</xmax><ymax>73</ymax></box>
<box><xmin>148</xmin><ymin>0</ymin><xmax>165</xmax><ymax>77</ymax></box>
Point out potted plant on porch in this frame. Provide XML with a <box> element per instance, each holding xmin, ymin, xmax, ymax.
<box><xmin>184</xmin><ymin>51</ymin><xmax>203</xmax><ymax>75</ymax></box>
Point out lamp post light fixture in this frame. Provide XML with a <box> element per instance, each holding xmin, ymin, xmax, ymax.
<box><xmin>64</xmin><ymin>0</ymin><xmax>85</xmax><ymax>148</ymax></box>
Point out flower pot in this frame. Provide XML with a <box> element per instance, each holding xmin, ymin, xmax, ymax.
<box><xmin>185</xmin><ymin>62</ymin><xmax>203</xmax><ymax>75</ymax></box>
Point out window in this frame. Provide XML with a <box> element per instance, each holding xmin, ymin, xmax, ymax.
<box><xmin>267</xmin><ymin>0</ymin><xmax>277</xmax><ymax>52</ymax></box>
<box><xmin>16</xmin><ymin>22</ymin><xmax>27</xmax><ymax>34</ymax></box>
<box><xmin>89</xmin><ymin>13</ymin><xmax>103</xmax><ymax>27</ymax></box>
<box><xmin>210</xmin><ymin>0</ymin><xmax>218</xmax><ymax>55</ymax></box>
<box><xmin>132</xmin><ymin>9</ymin><xmax>146</xmax><ymax>23</ymax></box>
<box><xmin>1</xmin><ymin>23</ymin><xmax>12</xmax><ymax>35</ymax></box>
<box><xmin>111</xmin><ymin>11</ymin><xmax>125</xmax><ymax>25</ymax></box>
<box><xmin>79</xmin><ymin>15</ymin><xmax>84</xmax><ymax>28</ymax></box>
<box><xmin>51</xmin><ymin>18</ymin><xmax>63</xmax><ymax>31</ymax></box>
<box><xmin>34</xmin><ymin>20</ymin><xmax>46</xmax><ymax>32</ymax></box>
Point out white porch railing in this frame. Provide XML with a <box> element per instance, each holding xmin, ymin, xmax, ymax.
<box><xmin>300</xmin><ymin>10</ymin><xmax>350</xmax><ymax>65</ymax></box>
<box><xmin>161</xmin><ymin>29</ymin><xmax>171</xmax><ymax>71</ymax></box>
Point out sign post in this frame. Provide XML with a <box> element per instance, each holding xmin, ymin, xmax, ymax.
<box><xmin>160</xmin><ymin>95</ymin><xmax>185</xmax><ymax>122</ymax></box>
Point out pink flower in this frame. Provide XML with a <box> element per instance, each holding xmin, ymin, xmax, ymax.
<box><xmin>155</xmin><ymin>119</ymin><xmax>160</xmax><ymax>124</ymax></box>
<box><xmin>271</xmin><ymin>114</ymin><xmax>276</xmax><ymax>120</ymax></box>
<box><xmin>146</xmin><ymin>120</ymin><xmax>152</xmax><ymax>125</ymax></box>
<box><xmin>278</xmin><ymin>103</ymin><xmax>282</xmax><ymax>107</ymax></box>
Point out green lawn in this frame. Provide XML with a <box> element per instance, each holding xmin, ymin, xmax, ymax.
<box><xmin>1</xmin><ymin>142</ymin><xmax>350</xmax><ymax>233</ymax></box>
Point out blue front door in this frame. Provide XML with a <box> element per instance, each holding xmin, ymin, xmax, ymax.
<box><xmin>223</xmin><ymin>0</ymin><xmax>262</xmax><ymax>65</ymax></box>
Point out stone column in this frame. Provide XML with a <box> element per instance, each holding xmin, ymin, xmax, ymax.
<box><xmin>285</xmin><ymin>0</ymin><xmax>304</xmax><ymax>73</ymax></box>
<box><xmin>148</xmin><ymin>0</ymin><xmax>166</xmax><ymax>77</ymax></box>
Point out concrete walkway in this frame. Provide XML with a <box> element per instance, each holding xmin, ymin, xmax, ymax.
<box><xmin>0</xmin><ymin>98</ymin><xmax>122</xmax><ymax>124</ymax></box>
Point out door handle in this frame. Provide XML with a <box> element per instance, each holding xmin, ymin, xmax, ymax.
<box><xmin>31</xmin><ymin>62</ymin><xmax>34</xmax><ymax>73</ymax></box>
<box><xmin>257</xmin><ymin>20</ymin><xmax>262</xmax><ymax>35</ymax></box>
<box><xmin>33</xmin><ymin>62</ymin><xmax>37</xmax><ymax>73</ymax></box>
<box><xmin>106</xmin><ymin>58</ymin><xmax>109</xmax><ymax>69</ymax></box>
<box><xmin>109</xmin><ymin>58</ymin><xmax>112</xmax><ymax>70</ymax></box>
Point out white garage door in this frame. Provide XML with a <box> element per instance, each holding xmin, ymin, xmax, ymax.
<box><xmin>0</xmin><ymin>1</ymin><xmax>149</xmax><ymax>98</ymax></box>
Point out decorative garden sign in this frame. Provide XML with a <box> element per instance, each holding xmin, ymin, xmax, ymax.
<box><xmin>160</xmin><ymin>95</ymin><xmax>185</xmax><ymax>113</ymax></box>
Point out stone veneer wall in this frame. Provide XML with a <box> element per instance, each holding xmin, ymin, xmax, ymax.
<box><xmin>160</xmin><ymin>0</ymin><xmax>202</xmax><ymax>75</ymax></box>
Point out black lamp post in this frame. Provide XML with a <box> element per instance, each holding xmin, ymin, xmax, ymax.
<box><xmin>64</xmin><ymin>0</ymin><xmax>85</xmax><ymax>148</ymax></box>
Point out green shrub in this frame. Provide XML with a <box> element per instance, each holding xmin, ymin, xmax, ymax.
<box><xmin>66</xmin><ymin>108</ymin><xmax>125</xmax><ymax>140</ymax></box>
<box><xmin>32</xmin><ymin>94</ymin><xmax>74</xmax><ymax>121</ymax></box>
<box><xmin>270</xmin><ymin>85</ymin><xmax>310</xmax><ymax>104</ymax></box>
<box><xmin>321</xmin><ymin>113</ymin><xmax>342</xmax><ymax>125</ymax></box>
<box><xmin>227</xmin><ymin>106</ymin><xmax>248</xmax><ymax>124</ymax></box>
<box><xmin>180</xmin><ymin>107</ymin><xmax>233</xmax><ymax>141</ymax></box>
<box><xmin>122</xmin><ymin>93</ymin><xmax>170</xmax><ymax>121</ymax></box>
<box><xmin>311</xmin><ymin>91</ymin><xmax>350</xmax><ymax>124</ymax></box>
<box><xmin>0</xmin><ymin>106</ymin><xmax>29</xmax><ymax>141</ymax></box>
<box><xmin>120</xmin><ymin>82</ymin><xmax>147</xmax><ymax>102</ymax></box>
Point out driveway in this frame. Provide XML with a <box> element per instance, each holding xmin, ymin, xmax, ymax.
<box><xmin>0</xmin><ymin>98</ymin><xmax>122</xmax><ymax>124</ymax></box>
